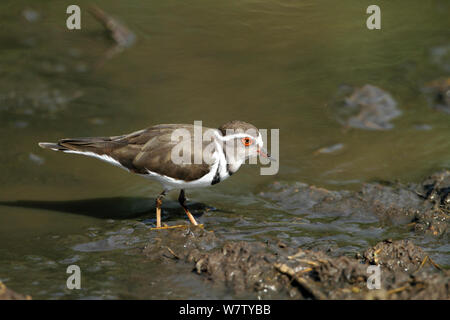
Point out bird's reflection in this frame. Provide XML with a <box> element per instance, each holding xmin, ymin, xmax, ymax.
<box><xmin>0</xmin><ymin>197</ymin><xmax>212</xmax><ymax>220</ymax></box>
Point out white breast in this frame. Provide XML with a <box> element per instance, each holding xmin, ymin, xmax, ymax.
<box><xmin>141</xmin><ymin>150</ymin><xmax>230</xmax><ymax>191</ymax></box>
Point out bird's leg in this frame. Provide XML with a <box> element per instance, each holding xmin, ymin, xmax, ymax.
<box><xmin>150</xmin><ymin>189</ymin><xmax>202</xmax><ymax>230</ymax></box>
<box><xmin>178</xmin><ymin>189</ymin><xmax>198</xmax><ymax>226</ymax></box>
<box><xmin>155</xmin><ymin>190</ymin><xmax>167</xmax><ymax>228</ymax></box>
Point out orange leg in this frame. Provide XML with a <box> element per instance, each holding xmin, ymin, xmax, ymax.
<box><xmin>150</xmin><ymin>189</ymin><xmax>203</xmax><ymax>230</ymax></box>
<box><xmin>178</xmin><ymin>189</ymin><xmax>198</xmax><ymax>225</ymax></box>
<box><xmin>155</xmin><ymin>190</ymin><xmax>167</xmax><ymax>228</ymax></box>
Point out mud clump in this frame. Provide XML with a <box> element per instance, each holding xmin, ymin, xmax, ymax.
<box><xmin>273</xmin><ymin>239</ymin><xmax>448</xmax><ymax>299</ymax></box>
<box><xmin>359</xmin><ymin>240</ymin><xmax>447</xmax><ymax>299</ymax></box>
<box><xmin>0</xmin><ymin>282</ymin><xmax>31</xmax><ymax>300</ymax></box>
<box><xmin>141</xmin><ymin>229</ymin><xmax>449</xmax><ymax>299</ymax></box>
<box><xmin>420</xmin><ymin>170</ymin><xmax>450</xmax><ymax>209</ymax></box>
<box><xmin>331</xmin><ymin>84</ymin><xmax>402</xmax><ymax>130</ymax></box>
<box><xmin>413</xmin><ymin>170</ymin><xmax>450</xmax><ymax>236</ymax></box>
<box><xmin>363</xmin><ymin>239</ymin><xmax>426</xmax><ymax>272</ymax></box>
<box><xmin>142</xmin><ymin>226</ymin><xmax>221</xmax><ymax>263</ymax></box>
<box><xmin>188</xmin><ymin>241</ymin><xmax>286</xmax><ymax>297</ymax></box>
<box><xmin>141</xmin><ymin>227</ymin><xmax>287</xmax><ymax>298</ymax></box>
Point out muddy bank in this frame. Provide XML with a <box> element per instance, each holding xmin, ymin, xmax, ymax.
<box><xmin>261</xmin><ymin>170</ymin><xmax>449</xmax><ymax>238</ymax></box>
<box><xmin>0</xmin><ymin>282</ymin><xmax>31</xmax><ymax>300</ymax></box>
<box><xmin>139</xmin><ymin>171</ymin><xmax>449</xmax><ymax>299</ymax></box>
<box><xmin>140</xmin><ymin>227</ymin><xmax>448</xmax><ymax>299</ymax></box>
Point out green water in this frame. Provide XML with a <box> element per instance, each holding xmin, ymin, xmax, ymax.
<box><xmin>0</xmin><ymin>0</ymin><xmax>449</xmax><ymax>299</ymax></box>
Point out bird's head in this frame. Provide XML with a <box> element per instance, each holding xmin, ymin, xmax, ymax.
<box><xmin>218</xmin><ymin>120</ymin><xmax>274</xmax><ymax>164</ymax></box>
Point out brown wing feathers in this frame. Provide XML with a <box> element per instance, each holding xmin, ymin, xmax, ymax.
<box><xmin>59</xmin><ymin>137</ymin><xmax>124</xmax><ymax>154</ymax></box>
<box><xmin>38</xmin><ymin>126</ymin><xmax>213</xmax><ymax>181</ymax></box>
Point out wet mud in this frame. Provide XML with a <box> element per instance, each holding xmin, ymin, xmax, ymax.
<box><xmin>138</xmin><ymin>171</ymin><xmax>450</xmax><ymax>299</ymax></box>
<box><xmin>262</xmin><ymin>170</ymin><xmax>449</xmax><ymax>238</ymax></box>
<box><xmin>140</xmin><ymin>228</ymin><xmax>448</xmax><ymax>300</ymax></box>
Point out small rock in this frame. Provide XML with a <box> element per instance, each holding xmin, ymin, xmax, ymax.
<box><xmin>423</xmin><ymin>78</ymin><xmax>450</xmax><ymax>114</ymax></box>
<box><xmin>332</xmin><ymin>84</ymin><xmax>401</xmax><ymax>130</ymax></box>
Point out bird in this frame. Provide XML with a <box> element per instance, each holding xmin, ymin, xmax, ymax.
<box><xmin>38</xmin><ymin>120</ymin><xmax>274</xmax><ymax>229</ymax></box>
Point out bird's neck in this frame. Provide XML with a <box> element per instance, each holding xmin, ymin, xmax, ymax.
<box><xmin>213</xmin><ymin>131</ymin><xmax>243</xmax><ymax>176</ymax></box>
<box><xmin>225</xmin><ymin>157</ymin><xmax>243</xmax><ymax>175</ymax></box>
<box><xmin>221</xmin><ymin>145</ymin><xmax>244</xmax><ymax>175</ymax></box>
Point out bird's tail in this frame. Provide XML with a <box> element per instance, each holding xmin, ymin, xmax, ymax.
<box><xmin>38</xmin><ymin>136</ymin><xmax>117</xmax><ymax>153</ymax></box>
<box><xmin>38</xmin><ymin>142</ymin><xmax>69</xmax><ymax>151</ymax></box>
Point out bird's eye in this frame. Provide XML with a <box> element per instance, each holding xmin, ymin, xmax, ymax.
<box><xmin>241</xmin><ymin>137</ymin><xmax>252</xmax><ymax>146</ymax></box>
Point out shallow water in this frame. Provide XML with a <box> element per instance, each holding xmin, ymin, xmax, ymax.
<box><xmin>0</xmin><ymin>0</ymin><xmax>449</xmax><ymax>299</ymax></box>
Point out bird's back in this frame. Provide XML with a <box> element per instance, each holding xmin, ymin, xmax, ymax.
<box><xmin>39</xmin><ymin>124</ymin><xmax>220</xmax><ymax>181</ymax></box>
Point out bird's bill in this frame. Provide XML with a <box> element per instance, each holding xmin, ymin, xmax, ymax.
<box><xmin>257</xmin><ymin>147</ymin><xmax>276</xmax><ymax>162</ymax></box>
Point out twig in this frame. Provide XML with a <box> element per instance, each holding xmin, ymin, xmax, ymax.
<box><xmin>274</xmin><ymin>263</ymin><xmax>326</xmax><ymax>300</ymax></box>
<box><xmin>416</xmin><ymin>255</ymin><xmax>442</xmax><ymax>272</ymax></box>
<box><xmin>387</xmin><ymin>285</ymin><xmax>408</xmax><ymax>295</ymax></box>
<box><xmin>166</xmin><ymin>247</ymin><xmax>180</xmax><ymax>260</ymax></box>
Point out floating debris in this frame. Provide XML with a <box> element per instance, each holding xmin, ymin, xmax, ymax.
<box><xmin>314</xmin><ymin>143</ymin><xmax>344</xmax><ymax>155</ymax></box>
<box><xmin>89</xmin><ymin>6</ymin><xmax>136</xmax><ymax>61</ymax></box>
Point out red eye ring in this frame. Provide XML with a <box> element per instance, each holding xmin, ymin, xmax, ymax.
<box><xmin>241</xmin><ymin>137</ymin><xmax>252</xmax><ymax>147</ymax></box>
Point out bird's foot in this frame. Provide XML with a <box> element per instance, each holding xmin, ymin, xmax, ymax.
<box><xmin>149</xmin><ymin>224</ymin><xmax>204</xmax><ymax>231</ymax></box>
